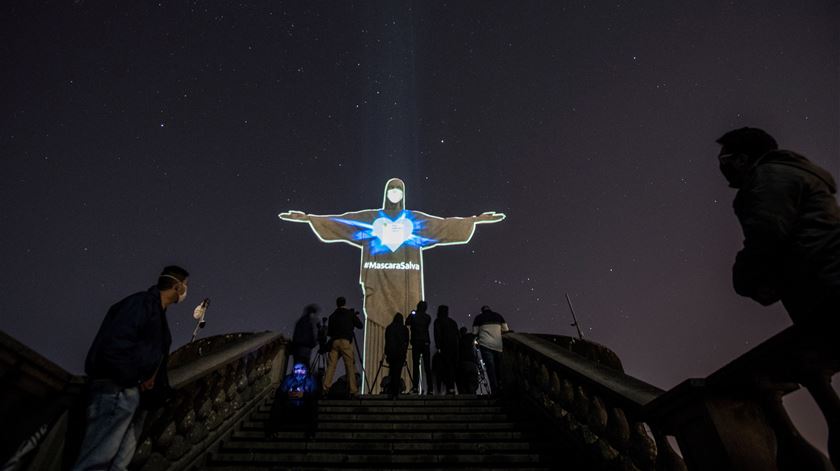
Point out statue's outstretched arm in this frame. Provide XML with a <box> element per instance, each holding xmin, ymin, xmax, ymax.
<box><xmin>278</xmin><ymin>210</ymin><xmax>310</xmax><ymax>222</ymax></box>
<box><xmin>474</xmin><ymin>211</ymin><xmax>506</xmax><ymax>223</ymax></box>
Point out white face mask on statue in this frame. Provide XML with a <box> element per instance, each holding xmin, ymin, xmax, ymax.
<box><xmin>387</xmin><ymin>188</ymin><xmax>403</xmax><ymax>203</ymax></box>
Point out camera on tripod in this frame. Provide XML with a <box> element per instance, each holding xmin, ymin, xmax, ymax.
<box><xmin>316</xmin><ymin>317</ymin><xmax>330</xmax><ymax>354</ymax></box>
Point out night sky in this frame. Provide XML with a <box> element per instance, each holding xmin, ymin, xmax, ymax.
<box><xmin>2</xmin><ymin>0</ymin><xmax>838</xmax><ymax>452</ymax></box>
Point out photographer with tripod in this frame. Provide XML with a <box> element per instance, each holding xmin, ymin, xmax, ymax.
<box><xmin>321</xmin><ymin>297</ymin><xmax>363</xmax><ymax>398</ymax></box>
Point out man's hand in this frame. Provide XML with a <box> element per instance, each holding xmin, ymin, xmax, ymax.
<box><xmin>139</xmin><ymin>375</ymin><xmax>156</xmax><ymax>392</ymax></box>
<box><xmin>279</xmin><ymin>211</ymin><xmax>309</xmax><ymax>222</ymax></box>
<box><xmin>475</xmin><ymin>211</ymin><xmax>506</xmax><ymax>223</ymax></box>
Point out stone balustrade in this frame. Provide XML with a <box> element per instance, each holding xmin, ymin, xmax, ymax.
<box><xmin>0</xmin><ymin>330</ymin><xmax>288</xmax><ymax>471</ymax></box>
<box><xmin>131</xmin><ymin>331</ymin><xmax>287</xmax><ymax>470</ymax></box>
<box><xmin>646</xmin><ymin>325</ymin><xmax>838</xmax><ymax>470</ymax></box>
<box><xmin>503</xmin><ymin>332</ymin><xmax>686</xmax><ymax>471</ymax></box>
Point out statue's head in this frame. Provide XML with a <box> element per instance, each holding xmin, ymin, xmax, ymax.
<box><xmin>382</xmin><ymin>178</ymin><xmax>406</xmax><ymax>211</ymax></box>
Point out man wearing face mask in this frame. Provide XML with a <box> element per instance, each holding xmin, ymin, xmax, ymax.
<box><xmin>717</xmin><ymin>127</ymin><xmax>840</xmax><ymax>328</ymax></box>
<box><xmin>72</xmin><ymin>265</ymin><xmax>189</xmax><ymax>471</ymax></box>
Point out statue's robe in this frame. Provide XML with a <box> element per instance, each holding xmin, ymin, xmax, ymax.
<box><xmin>304</xmin><ymin>209</ymin><xmax>482</xmax><ymax>392</ymax></box>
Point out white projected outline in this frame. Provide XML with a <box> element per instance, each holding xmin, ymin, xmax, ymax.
<box><xmin>278</xmin><ymin>178</ymin><xmax>505</xmax><ymax>390</ymax></box>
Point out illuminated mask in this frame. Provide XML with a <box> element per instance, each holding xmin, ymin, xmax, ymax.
<box><xmin>387</xmin><ymin>188</ymin><xmax>403</xmax><ymax>203</ymax></box>
<box><xmin>293</xmin><ymin>363</ymin><xmax>307</xmax><ymax>378</ymax></box>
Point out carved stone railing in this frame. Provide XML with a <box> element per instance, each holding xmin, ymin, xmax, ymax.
<box><xmin>646</xmin><ymin>325</ymin><xmax>838</xmax><ymax>470</ymax></box>
<box><xmin>0</xmin><ymin>330</ymin><xmax>86</xmax><ymax>471</ymax></box>
<box><xmin>131</xmin><ymin>331</ymin><xmax>287</xmax><ymax>470</ymax></box>
<box><xmin>0</xmin><ymin>330</ymin><xmax>288</xmax><ymax>471</ymax></box>
<box><xmin>502</xmin><ymin>332</ymin><xmax>686</xmax><ymax>471</ymax></box>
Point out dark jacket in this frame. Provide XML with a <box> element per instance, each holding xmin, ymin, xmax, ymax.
<box><xmin>327</xmin><ymin>307</ymin><xmax>363</xmax><ymax>342</ymax></box>
<box><xmin>733</xmin><ymin>150</ymin><xmax>840</xmax><ymax>321</ymax></box>
<box><xmin>384</xmin><ymin>314</ymin><xmax>409</xmax><ymax>359</ymax></box>
<box><xmin>405</xmin><ymin>310</ymin><xmax>432</xmax><ymax>346</ymax></box>
<box><xmin>84</xmin><ymin>287</ymin><xmax>172</xmax><ymax>389</ymax></box>
<box><xmin>292</xmin><ymin>311</ymin><xmax>318</xmax><ymax>350</ymax></box>
<box><xmin>433</xmin><ymin>306</ymin><xmax>459</xmax><ymax>358</ymax></box>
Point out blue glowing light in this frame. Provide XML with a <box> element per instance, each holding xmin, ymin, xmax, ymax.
<box><xmin>332</xmin><ymin>210</ymin><xmax>437</xmax><ymax>255</ymax></box>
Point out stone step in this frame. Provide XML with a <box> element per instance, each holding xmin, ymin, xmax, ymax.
<box><xmin>250</xmin><ymin>411</ymin><xmax>509</xmax><ymax>422</ymax></box>
<box><xmin>230</xmin><ymin>429</ymin><xmax>530</xmax><ymax>441</ymax></box>
<box><xmin>220</xmin><ymin>440</ymin><xmax>537</xmax><ymax>453</ymax></box>
<box><xmin>201</xmin><ymin>466</ymin><xmax>553</xmax><ymax>471</ymax></box>
<box><xmin>257</xmin><ymin>404</ymin><xmax>505</xmax><ymax>414</ymax></box>
<box><xmin>239</xmin><ymin>420</ymin><xmax>526</xmax><ymax>432</ymax></box>
<box><xmin>265</xmin><ymin>396</ymin><xmax>499</xmax><ymax>407</ymax></box>
<box><xmin>207</xmin><ymin>451</ymin><xmax>546</xmax><ymax>466</ymax></box>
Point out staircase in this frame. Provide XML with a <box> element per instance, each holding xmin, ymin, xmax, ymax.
<box><xmin>196</xmin><ymin>393</ymin><xmax>572</xmax><ymax>470</ymax></box>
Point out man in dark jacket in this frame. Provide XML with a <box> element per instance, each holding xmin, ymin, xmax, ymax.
<box><xmin>717</xmin><ymin>127</ymin><xmax>840</xmax><ymax>327</ymax></box>
<box><xmin>405</xmin><ymin>300</ymin><xmax>432</xmax><ymax>394</ymax></box>
<box><xmin>433</xmin><ymin>305</ymin><xmax>459</xmax><ymax>394</ymax></box>
<box><xmin>72</xmin><ymin>266</ymin><xmax>189</xmax><ymax>471</ymax></box>
<box><xmin>290</xmin><ymin>304</ymin><xmax>320</xmax><ymax>371</ymax></box>
<box><xmin>322</xmin><ymin>297</ymin><xmax>363</xmax><ymax>397</ymax></box>
<box><xmin>384</xmin><ymin>312</ymin><xmax>410</xmax><ymax>398</ymax></box>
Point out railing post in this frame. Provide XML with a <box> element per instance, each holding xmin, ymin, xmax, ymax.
<box><xmin>803</xmin><ymin>371</ymin><xmax>840</xmax><ymax>469</ymax></box>
<box><xmin>647</xmin><ymin>380</ymin><xmax>778</xmax><ymax>470</ymax></box>
<box><xmin>760</xmin><ymin>385</ymin><xmax>833</xmax><ymax>471</ymax></box>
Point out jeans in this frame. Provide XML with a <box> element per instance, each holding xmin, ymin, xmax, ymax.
<box><xmin>479</xmin><ymin>346</ymin><xmax>503</xmax><ymax>394</ymax></box>
<box><xmin>72</xmin><ymin>381</ymin><xmax>145</xmax><ymax>471</ymax></box>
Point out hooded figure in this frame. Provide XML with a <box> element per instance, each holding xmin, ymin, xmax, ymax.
<box><xmin>433</xmin><ymin>305</ymin><xmax>459</xmax><ymax>393</ymax></box>
<box><xmin>280</xmin><ymin>178</ymin><xmax>504</xmax><ymax>392</ymax></box>
<box><xmin>384</xmin><ymin>312</ymin><xmax>409</xmax><ymax>398</ymax></box>
<box><xmin>290</xmin><ymin>304</ymin><xmax>320</xmax><ymax>370</ymax></box>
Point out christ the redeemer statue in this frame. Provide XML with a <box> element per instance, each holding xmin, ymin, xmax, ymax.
<box><xmin>279</xmin><ymin>177</ymin><xmax>504</xmax><ymax>392</ymax></box>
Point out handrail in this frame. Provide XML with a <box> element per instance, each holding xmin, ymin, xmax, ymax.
<box><xmin>0</xmin><ymin>330</ymin><xmax>288</xmax><ymax>471</ymax></box>
<box><xmin>502</xmin><ymin>332</ymin><xmax>685</xmax><ymax>471</ymax></box>
<box><xmin>646</xmin><ymin>325</ymin><xmax>838</xmax><ymax>470</ymax></box>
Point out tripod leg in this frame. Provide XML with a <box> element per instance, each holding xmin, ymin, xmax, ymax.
<box><xmin>370</xmin><ymin>355</ymin><xmax>386</xmax><ymax>395</ymax></box>
<box><xmin>351</xmin><ymin>332</ymin><xmax>369</xmax><ymax>394</ymax></box>
<box><xmin>403</xmin><ymin>357</ymin><xmax>414</xmax><ymax>384</ymax></box>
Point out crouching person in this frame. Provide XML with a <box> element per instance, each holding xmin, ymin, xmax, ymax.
<box><xmin>268</xmin><ymin>362</ymin><xmax>318</xmax><ymax>438</ymax></box>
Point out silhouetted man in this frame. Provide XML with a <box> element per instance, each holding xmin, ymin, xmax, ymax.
<box><xmin>322</xmin><ymin>297</ymin><xmax>363</xmax><ymax>397</ymax></box>
<box><xmin>472</xmin><ymin>305</ymin><xmax>509</xmax><ymax>394</ymax></box>
<box><xmin>717</xmin><ymin>127</ymin><xmax>840</xmax><ymax>328</ymax></box>
<box><xmin>73</xmin><ymin>266</ymin><xmax>189</xmax><ymax>471</ymax></box>
<box><xmin>290</xmin><ymin>304</ymin><xmax>320</xmax><ymax>371</ymax></box>
<box><xmin>433</xmin><ymin>305</ymin><xmax>459</xmax><ymax>394</ymax></box>
<box><xmin>405</xmin><ymin>300</ymin><xmax>432</xmax><ymax>394</ymax></box>
<box><xmin>384</xmin><ymin>312</ymin><xmax>409</xmax><ymax>399</ymax></box>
